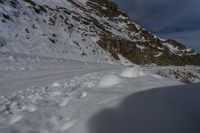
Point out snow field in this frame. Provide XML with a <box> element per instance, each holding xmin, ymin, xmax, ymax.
<box><xmin>0</xmin><ymin>65</ymin><xmax>182</xmax><ymax>133</ymax></box>
<box><xmin>0</xmin><ymin>66</ymin><xmax>142</xmax><ymax>127</ymax></box>
<box><xmin>0</xmin><ymin>72</ymin><xmax>101</xmax><ymax>127</ymax></box>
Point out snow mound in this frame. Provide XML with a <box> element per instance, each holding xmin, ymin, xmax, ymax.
<box><xmin>52</xmin><ymin>81</ymin><xmax>60</xmax><ymax>87</ymax></box>
<box><xmin>120</xmin><ymin>67</ymin><xmax>146</xmax><ymax>78</ymax></box>
<box><xmin>98</xmin><ymin>75</ymin><xmax>122</xmax><ymax>88</ymax></box>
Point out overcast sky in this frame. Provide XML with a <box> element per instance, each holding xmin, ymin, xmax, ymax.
<box><xmin>114</xmin><ymin>0</ymin><xmax>200</xmax><ymax>51</ymax></box>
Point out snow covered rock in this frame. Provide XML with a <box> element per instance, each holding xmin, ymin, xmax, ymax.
<box><xmin>157</xmin><ymin>67</ymin><xmax>200</xmax><ymax>83</ymax></box>
<box><xmin>144</xmin><ymin>66</ymin><xmax>200</xmax><ymax>83</ymax></box>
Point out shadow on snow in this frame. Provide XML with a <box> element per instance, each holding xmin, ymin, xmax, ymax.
<box><xmin>88</xmin><ymin>83</ymin><xmax>200</xmax><ymax>133</ymax></box>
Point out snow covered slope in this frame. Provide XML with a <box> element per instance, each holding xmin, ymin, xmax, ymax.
<box><xmin>0</xmin><ymin>51</ymin><xmax>199</xmax><ymax>132</ymax></box>
<box><xmin>0</xmin><ymin>61</ymin><xmax>182</xmax><ymax>133</ymax></box>
<box><xmin>0</xmin><ymin>0</ymin><xmax>115</xmax><ymax>62</ymax></box>
<box><xmin>0</xmin><ymin>0</ymin><xmax>200</xmax><ymax>132</ymax></box>
<box><xmin>0</xmin><ymin>0</ymin><xmax>200</xmax><ymax>65</ymax></box>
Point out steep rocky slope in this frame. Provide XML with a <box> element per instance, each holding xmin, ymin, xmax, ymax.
<box><xmin>0</xmin><ymin>0</ymin><xmax>199</xmax><ymax>65</ymax></box>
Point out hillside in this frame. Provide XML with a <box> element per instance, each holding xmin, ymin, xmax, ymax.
<box><xmin>1</xmin><ymin>1</ymin><xmax>200</xmax><ymax>132</ymax></box>
<box><xmin>0</xmin><ymin>0</ymin><xmax>200</xmax><ymax>65</ymax></box>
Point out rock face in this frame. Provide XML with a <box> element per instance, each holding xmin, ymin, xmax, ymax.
<box><xmin>0</xmin><ymin>0</ymin><xmax>199</xmax><ymax>65</ymax></box>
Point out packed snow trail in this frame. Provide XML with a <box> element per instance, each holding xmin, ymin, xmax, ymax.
<box><xmin>0</xmin><ymin>65</ymin><xmax>117</xmax><ymax>95</ymax></box>
<box><xmin>0</xmin><ymin>59</ymin><xmax>182</xmax><ymax>133</ymax></box>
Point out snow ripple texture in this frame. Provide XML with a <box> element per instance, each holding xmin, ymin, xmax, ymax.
<box><xmin>0</xmin><ymin>72</ymin><xmax>100</xmax><ymax>127</ymax></box>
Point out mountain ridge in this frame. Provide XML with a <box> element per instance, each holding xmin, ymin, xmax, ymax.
<box><xmin>0</xmin><ymin>0</ymin><xmax>199</xmax><ymax>65</ymax></box>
